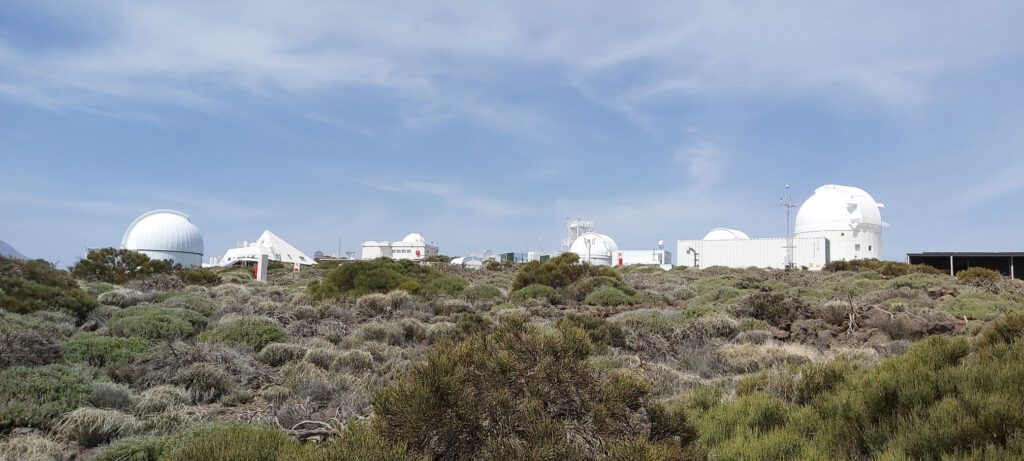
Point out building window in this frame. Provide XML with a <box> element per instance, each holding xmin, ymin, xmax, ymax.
<box><xmin>868</xmin><ymin>246</ymin><xmax>872</xmax><ymax>251</ymax></box>
<box><xmin>841</xmin><ymin>233</ymin><xmax>845</xmax><ymax>237</ymax></box>
<box><xmin>855</xmin><ymin>244</ymin><xmax>861</xmax><ymax>251</ymax></box>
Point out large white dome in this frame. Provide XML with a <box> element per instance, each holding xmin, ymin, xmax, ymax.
<box><xmin>121</xmin><ymin>210</ymin><xmax>204</xmax><ymax>267</ymax></box>
<box><xmin>795</xmin><ymin>185</ymin><xmax>886</xmax><ymax>234</ymax></box>
<box><xmin>569</xmin><ymin>232</ymin><xmax>618</xmax><ymax>265</ymax></box>
<box><xmin>703</xmin><ymin>228</ymin><xmax>751</xmax><ymax>240</ymax></box>
<box><xmin>401</xmin><ymin>233</ymin><xmax>426</xmax><ymax>244</ymax></box>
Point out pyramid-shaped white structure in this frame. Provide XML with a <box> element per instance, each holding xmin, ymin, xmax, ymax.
<box><xmin>218</xmin><ymin>230</ymin><xmax>317</xmax><ymax>267</ymax></box>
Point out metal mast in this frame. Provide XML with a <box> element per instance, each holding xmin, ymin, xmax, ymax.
<box><xmin>779</xmin><ymin>183</ymin><xmax>798</xmax><ymax>270</ymax></box>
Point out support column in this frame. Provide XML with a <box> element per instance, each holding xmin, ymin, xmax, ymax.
<box><xmin>1012</xmin><ymin>256</ymin><xmax>1016</xmax><ymax>280</ymax></box>
<box><xmin>950</xmin><ymin>255</ymin><xmax>955</xmax><ymax>277</ymax></box>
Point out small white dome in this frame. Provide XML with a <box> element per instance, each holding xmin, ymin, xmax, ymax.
<box><xmin>402</xmin><ymin>233</ymin><xmax>426</xmax><ymax>244</ymax></box>
<box><xmin>121</xmin><ymin>210</ymin><xmax>204</xmax><ymax>267</ymax></box>
<box><xmin>703</xmin><ymin>228</ymin><xmax>750</xmax><ymax>240</ymax></box>
<box><xmin>795</xmin><ymin>185</ymin><xmax>886</xmax><ymax>234</ymax></box>
<box><xmin>569</xmin><ymin>232</ymin><xmax>618</xmax><ymax>265</ymax></box>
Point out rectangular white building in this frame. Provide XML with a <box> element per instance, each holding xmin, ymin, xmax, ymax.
<box><xmin>676</xmin><ymin>237</ymin><xmax>829</xmax><ymax>270</ymax></box>
<box><xmin>361</xmin><ymin>232</ymin><xmax>439</xmax><ymax>261</ymax></box>
<box><xmin>612</xmin><ymin>249</ymin><xmax>672</xmax><ymax>267</ymax></box>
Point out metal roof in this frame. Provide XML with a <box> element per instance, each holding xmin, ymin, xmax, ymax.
<box><xmin>908</xmin><ymin>252</ymin><xmax>1024</xmax><ymax>257</ymax></box>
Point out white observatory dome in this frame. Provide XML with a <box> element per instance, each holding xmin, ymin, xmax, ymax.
<box><xmin>795</xmin><ymin>185</ymin><xmax>886</xmax><ymax>261</ymax></box>
<box><xmin>402</xmin><ymin>233</ymin><xmax>426</xmax><ymax>244</ymax></box>
<box><xmin>569</xmin><ymin>232</ymin><xmax>618</xmax><ymax>266</ymax></box>
<box><xmin>703</xmin><ymin>228</ymin><xmax>751</xmax><ymax>240</ymax></box>
<box><xmin>121</xmin><ymin>210</ymin><xmax>204</xmax><ymax>267</ymax></box>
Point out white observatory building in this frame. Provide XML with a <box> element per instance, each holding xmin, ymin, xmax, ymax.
<box><xmin>121</xmin><ymin>210</ymin><xmax>204</xmax><ymax>267</ymax></box>
<box><xmin>795</xmin><ymin>185</ymin><xmax>887</xmax><ymax>261</ymax></box>
<box><xmin>216</xmin><ymin>230</ymin><xmax>317</xmax><ymax>267</ymax></box>
<box><xmin>569</xmin><ymin>232</ymin><xmax>619</xmax><ymax>266</ymax></box>
<box><xmin>559</xmin><ymin>218</ymin><xmax>672</xmax><ymax>267</ymax></box>
<box><xmin>361</xmin><ymin>233</ymin><xmax>440</xmax><ymax>261</ymax></box>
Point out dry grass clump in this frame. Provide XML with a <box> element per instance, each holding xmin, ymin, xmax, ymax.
<box><xmin>176</xmin><ymin>363</ymin><xmax>235</xmax><ymax>404</ymax></box>
<box><xmin>89</xmin><ymin>381</ymin><xmax>135</xmax><ymax>411</ymax></box>
<box><xmin>718</xmin><ymin>343</ymin><xmax>818</xmax><ymax>374</ymax></box>
<box><xmin>257</xmin><ymin>342</ymin><xmax>307</xmax><ymax>366</ymax></box>
<box><xmin>0</xmin><ymin>433</ymin><xmax>69</xmax><ymax>461</ymax></box>
<box><xmin>135</xmin><ymin>385</ymin><xmax>189</xmax><ymax>414</ymax></box>
<box><xmin>54</xmin><ymin>407</ymin><xmax>141</xmax><ymax>447</ymax></box>
<box><xmin>97</xmin><ymin>288</ymin><xmax>152</xmax><ymax>307</ymax></box>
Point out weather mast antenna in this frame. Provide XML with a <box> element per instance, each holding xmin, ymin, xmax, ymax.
<box><xmin>561</xmin><ymin>217</ymin><xmax>594</xmax><ymax>251</ymax></box>
<box><xmin>778</xmin><ymin>183</ymin><xmax>798</xmax><ymax>270</ymax></box>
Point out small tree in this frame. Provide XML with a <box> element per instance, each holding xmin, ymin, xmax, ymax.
<box><xmin>70</xmin><ymin>248</ymin><xmax>179</xmax><ymax>284</ymax></box>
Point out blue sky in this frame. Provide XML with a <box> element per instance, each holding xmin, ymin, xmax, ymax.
<box><xmin>1</xmin><ymin>0</ymin><xmax>1023</xmax><ymax>266</ymax></box>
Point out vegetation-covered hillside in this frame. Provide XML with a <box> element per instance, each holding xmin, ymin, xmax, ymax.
<box><xmin>2</xmin><ymin>252</ymin><xmax>1023</xmax><ymax>460</ymax></box>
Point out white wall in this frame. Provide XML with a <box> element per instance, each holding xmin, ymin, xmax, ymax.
<box><xmin>612</xmin><ymin>249</ymin><xmax>672</xmax><ymax>266</ymax></box>
<box><xmin>676</xmin><ymin>237</ymin><xmax>829</xmax><ymax>270</ymax></box>
<box><xmin>360</xmin><ymin>243</ymin><xmax>392</xmax><ymax>260</ymax></box>
<box><xmin>796</xmin><ymin>229</ymin><xmax>881</xmax><ymax>261</ymax></box>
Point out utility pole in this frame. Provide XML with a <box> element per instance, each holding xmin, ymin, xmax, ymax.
<box><xmin>779</xmin><ymin>183</ymin><xmax>798</xmax><ymax>270</ymax></box>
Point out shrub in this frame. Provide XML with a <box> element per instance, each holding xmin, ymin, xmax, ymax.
<box><xmin>200</xmin><ymin>316</ymin><xmax>287</xmax><ymax>351</ymax></box>
<box><xmin>463</xmin><ymin>284</ymin><xmax>503</xmax><ymax>303</ymax></box>
<box><xmin>89</xmin><ymin>381</ymin><xmax>136</xmax><ymax>410</ymax></box>
<box><xmin>0</xmin><ymin>364</ymin><xmax>92</xmax><ymax>430</ymax></box>
<box><xmin>512</xmin><ymin>252</ymin><xmax>619</xmax><ymax>290</ymax></box>
<box><xmin>0</xmin><ymin>256</ymin><xmax>97</xmax><ymax>318</ymax></box>
<box><xmin>733</xmin><ymin>291</ymin><xmax>807</xmax><ymax>325</ymax></box>
<box><xmin>509</xmin><ymin>284</ymin><xmax>560</xmax><ymax>304</ymax></box>
<box><xmin>182</xmin><ymin>267</ymin><xmax>221</xmax><ymax>286</ymax></box>
<box><xmin>940</xmin><ymin>292</ymin><xmax>1022</xmax><ymax>319</ymax></box>
<box><xmin>584</xmin><ymin>286</ymin><xmax>637</xmax><ymax>306</ymax></box>
<box><xmin>176</xmin><ymin>363</ymin><xmax>234</xmax><ymax>404</ymax></box>
<box><xmin>63</xmin><ymin>333</ymin><xmax>151</xmax><ymax>368</ymax></box>
<box><xmin>107</xmin><ymin>305</ymin><xmax>207</xmax><ymax>340</ymax></box>
<box><xmin>556</xmin><ymin>314</ymin><xmax>625</xmax><ymax>351</ymax></box>
<box><xmin>161</xmin><ymin>293</ymin><xmax>218</xmax><ymax>316</ymax></box>
<box><xmin>257</xmin><ymin>342</ymin><xmax>307</xmax><ymax>366</ymax></box>
<box><xmin>54</xmin><ymin>407</ymin><xmax>141</xmax><ymax>448</ymax></box>
<box><xmin>0</xmin><ymin>434</ymin><xmax>67</xmax><ymax>461</ymax></box>
<box><xmin>977</xmin><ymin>312</ymin><xmax>1024</xmax><ymax>348</ymax></box>
<box><xmin>956</xmin><ymin>267</ymin><xmax>1002</xmax><ymax>286</ymax></box>
<box><xmin>278</xmin><ymin>420</ymin><xmax>421</xmax><ymax>461</ymax></box>
<box><xmin>98</xmin><ymin>288</ymin><xmax>150</xmax><ymax>307</ymax></box>
<box><xmin>69</xmin><ymin>248</ymin><xmax>179</xmax><ymax>284</ymax></box>
<box><xmin>260</xmin><ymin>385</ymin><xmax>293</xmax><ymax>405</ymax></box>
<box><xmin>356</xmin><ymin>292</ymin><xmax>391</xmax><ymax>317</ymax></box>
<box><xmin>418</xmin><ymin>276</ymin><xmax>468</xmax><ymax>300</ymax></box>
<box><xmin>0</xmin><ymin>312</ymin><xmax>72</xmax><ymax>367</ymax></box>
<box><xmin>160</xmin><ymin>423</ymin><xmax>296</xmax><ymax>461</ymax></box>
<box><xmin>308</xmin><ymin>258</ymin><xmax>443</xmax><ymax>299</ymax></box>
<box><xmin>94</xmin><ymin>435</ymin><xmax>171</xmax><ymax>461</ymax></box>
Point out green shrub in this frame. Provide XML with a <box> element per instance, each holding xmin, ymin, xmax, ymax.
<box><xmin>257</xmin><ymin>342</ymin><xmax>307</xmax><ymax>366</ymax></box>
<box><xmin>308</xmin><ymin>258</ymin><xmax>442</xmax><ymax>299</ymax></box>
<box><xmin>278</xmin><ymin>420</ymin><xmax>422</xmax><ymax>461</ymax></box>
<box><xmin>69</xmin><ymin>248</ymin><xmax>179</xmax><ymax>284</ymax></box>
<box><xmin>158</xmin><ymin>423</ymin><xmax>294</xmax><ymax>461</ymax></box>
<box><xmin>0</xmin><ymin>311</ymin><xmax>72</xmax><ymax>367</ymax></box>
<box><xmin>161</xmin><ymin>293</ymin><xmax>218</xmax><ymax>316</ymax></box>
<box><xmin>463</xmin><ymin>284</ymin><xmax>503</xmax><ymax>303</ymax></box>
<box><xmin>509</xmin><ymin>283</ymin><xmax>560</xmax><ymax>304</ymax></box>
<box><xmin>89</xmin><ymin>381</ymin><xmax>136</xmax><ymax>410</ymax></box>
<box><xmin>584</xmin><ymin>286</ymin><xmax>637</xmax><ymax>306</ymax></box>
<box><xmin>54</xmin><ymin>407</ymin><xmax>141</xmax><ymax>448</ymax></box>
<box><xmin>182</xmin><ymin>268</ymin><xmax>221</xmax><ymax>286</ymax></box>
<box><xmin>0</xmin><ymin>364</ymin><xmax>92</xmax><ymax>430</ymax></box>
<box><xmin>601</xmin><ymin>437</ymin><xmax>696</xmax><ymax>461</ymax></box>
<box><xmin>176</xmin><ymin>363</ymin><xmax>235</xmax><ymax>404</ymax></box>
<box><xmin>94</xmin><ymin>435</ymin><xmax>172</xmax><ymax>461</ymax></box>
<box><xmin>556</xmin><ymin>314</ymin><xmax>625</xmax><ymax>350</ymax></box>
<box><xmin>418</xmin><ymin>276</ymin><xmax>468</xmax><ymax>300</ymax></box>
<box><xmin>512</xmin><ymin>252</ymin><xmax>619</xmax><ymax>290</ymax></box>
<box><xmin>940</xmin><ymin>292</ymin><xmax>1022</xmax><ymax>319</ymax></box>
<box><xmin>957</xmin><ymin>267</ymin><xmax>1003</xmax><ymax>286</ymax></box>
<box><xmin>63</xmin><ymin>333</ymin><xmax>151</xmax><ymax>368</ymax></box>
<box><xmin>977</xmin><ymin>312</ymin><xmax>1024</xmax><ymax>348</ymax></box>
<box><xmin>0</xmin><ymin>256</ymin><xmax>97</xmax><ymax>318</ymax></box>
<box><xmin>107</xmin><ymin>305</ymin><xmax>207</xmax><ymax>340</ymax></box>
<box><xmin>200</xmin><ymin>316</ymin><xmax>287</xmax><ymax>351</ymax></box>
<box><xmin>98</xmin><ymin>288</ymin><xmax>151</xmax><ymax>307</ymax></box>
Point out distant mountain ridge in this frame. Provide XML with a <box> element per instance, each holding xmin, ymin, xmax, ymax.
<box><xmin>0</xmin><ymin>240</ymin><xmax>26</xmax><ymax>259</ymax></box>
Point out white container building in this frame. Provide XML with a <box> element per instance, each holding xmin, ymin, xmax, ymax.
<box><xmin>677</xmin><ymin>236</ymin><xmax>829</xmax><ymax>270</ymax></box>
<box><xmin>361</xmin><ymin>233</ymin><xmax>439</xmax><ymax>261</ymax></box>
<box><xmin>795</xmin><ymin>185</ymin><xmax>887</xmax><ymax>261</ymax></box>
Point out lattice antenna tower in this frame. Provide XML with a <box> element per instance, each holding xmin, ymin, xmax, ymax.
<box><xmin>561</xmin><ymin>217</ymin><xmax>594</xmax><ymax>251</ymax></box>
<box><xmin>778</xmin><ymin>183</ymin><xmax>798</xmax><ymax>270</ymax></box>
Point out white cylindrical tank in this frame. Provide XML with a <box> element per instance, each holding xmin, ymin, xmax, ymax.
<box><xmin>121</xmin><ymin>210</ymin><xmax>204</xmax><ymax>267</ymax></box>
<box><xmin>569</xmin><ymin>232</ymin><xmax>618</xmax><ymax>266</ymax></box>
<box><xmin>703</xmin><ymin>228</ymin><xmax>751</xmax><ymax>240</ymax></box>
<box><xmin>794</xmin><ymin>185</ymin><xmax>886</xmax><ymax>261</ymax></box>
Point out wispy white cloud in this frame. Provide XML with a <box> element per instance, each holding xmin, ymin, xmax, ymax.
<box><xmin>362</xmin><ymin>179</ymin><xmax>532</xmax><ymax>216</ymax></box>
<box><xmin>674</xmin><ymin>141</ymin><xmax>725</xmax><ymax>190</ymax></box>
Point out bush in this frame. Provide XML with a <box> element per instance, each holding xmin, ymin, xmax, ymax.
<box><xmin>54</xmin><ymin>407</ymin><xmax>141</xmax><ymax>448</ymax></box>
<box><xmin>200</xmin><ymin>316</ymin><xmax>288</xmax><ymax>351</ymax></box>
<box><xmin>69</xmin><ymin>248</ymin><xmax>179</xmax><ymax>284</ymax></box>
<box><xmin>308</xmin><ymin>258</ymin><xmax>443</xmax><ymax>299</ymax></box>
<box><xmin>257</xmin><ymin>342</ymin><xmax>307</xmax><ymax>366</ymax></box>
<box><xmin>418</xmin><ymin>276</ymin><xmax>468</xmax><ymax>300</ymax></box>
<box><xmin>182</xmin><ymin>267</ymin><xmax>221</xmax><ymax>286</ymax></box>
<box><xmin>509</xmin><ymin>284</ymin><xmax>560</xmax><ymax>304</ymax></box>
<box><xmin>63</xmin><ymin>333</ymin><xmax>151</xmax><ymax>368</ymax></box>
<box><xmin>556</xmin><ymin>314</ymin><xmax>625</xmax><ymax>351</ymax></box>
<box><xmin>161</xmin><ymin>293</ymin><xmax>218</xmax><ymax>316</ymax></box>
<box><xmin>512</xmin><ymin>252</ymin><xmax>619</xmax><ymax>290</ymax></box>
<box><xmin>940</xmin><ymin>292</ymin><xmax>1022</xmax><ymax>319</ymax></box>
<box><xmin>89</xmin><ymin>381</ymin><xmax>136</xmax><ymax>410</ymax></box>
<box><xmin>0</xmin><ymin>312</ymin><xmax>72</xmax><ymax>367</ymax></box>
<box><xmin>463</xmin><ymin>284</ymin><xmax>503</xmax><ymax>303</ymax></box>
<box><xmin>278</xmin><ymin>420</ymin><xmax>422</xmax><ymax>461</ymax></box>
<box><xmin>977</xmin><ymin>312</ymin><xmax>1024</xmax><ymax>348</ymax></box>
<box><xmin>176</xmin><ymin>363</ymin><xmax>235</xmax><ymax>404</ymax></box>
<box><xmin>956</xmin><ymin>267</ymin><xmax>1003</xmax><ymax>286</ymax></box>
<box><xmin>584</xmin><ymin>286</ymin><xmax>637</xmax><ymax>306</ymax></box>
<box><xmin>107</xmin><ymin>305</ymin><xmax>207</xmax><ymax>340</ymax></box>
<box><xmin>160</xmin><ymin>423</ymin><xmax>295</xmax><ymax>461</ymax></box>
<box><xmin>0</xmin><ymin>256</ymin><xmax>97</xmax><ymax>318</ymax></box>
<box><xmin>94</xmin><ymin>435</ymin><xmax>171</xmax><ymax>461</ymax></box>
<box><xmin>98</xmin><ymin>288</ymin><xmax>151</xmax><ymax>307</ymax></box>
<box><xmin>0</xmin><ymin>364</ymin><xmax>92</xmax><ymax>430</ymax></box>
<box><xmin>135</xmin><ymin>385</ymin><xmax>189</xmax><ymax>414</ymax></box>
